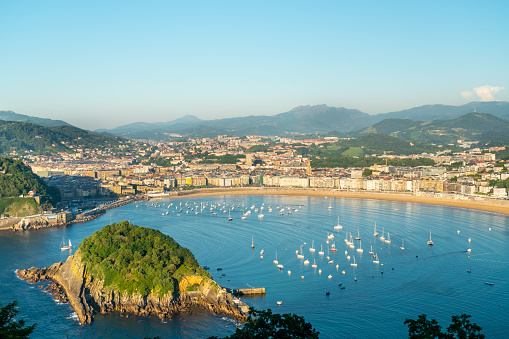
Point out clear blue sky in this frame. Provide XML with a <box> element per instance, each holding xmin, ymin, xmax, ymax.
<box><xmin>1</xmin><ymin>1</ymin><xmax>508</xmax><ymax>130</ymax></box>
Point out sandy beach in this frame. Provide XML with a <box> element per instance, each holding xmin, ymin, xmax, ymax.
<box><xmin>173</xmin><ymin>187</ymin><xmax>509</xmax><ymax>217</ymax></box>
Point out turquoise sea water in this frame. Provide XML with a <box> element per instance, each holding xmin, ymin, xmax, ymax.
<box><xmin>1</xmin><ymin>195</ymin><xmax>508</xmax><ymax>338</ymax></box>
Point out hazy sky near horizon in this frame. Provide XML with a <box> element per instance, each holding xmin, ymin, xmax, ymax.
<box><xmin>1</xmin><ymin>1</ymin><xmax>508</xmax><ymax>130</ymax></box>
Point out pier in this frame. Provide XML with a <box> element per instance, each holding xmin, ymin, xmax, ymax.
<box><xmin>232</xmin><ymin>298</ymin><xmax>250</xmax><ymax>313</ymax></box>
<box><xmin>231</xmin><ymin>287</ymin><xmax>266</xmax><ymax>296</ymax></box>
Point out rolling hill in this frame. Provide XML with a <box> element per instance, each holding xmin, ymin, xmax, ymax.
<box><xmin>360</xmin><ymin>113</ymin><xmax>509</xmax><ymax>144</ymax></box>
<box><xmin>0</xmin><ymin>120</ymin><xmax>125</xmax><ymax>155</ymax></box>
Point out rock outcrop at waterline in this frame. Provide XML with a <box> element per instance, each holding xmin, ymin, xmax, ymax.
<box><xmin>18</xmin><ymin>252</ymin><xmax>244</xmax><ymax>325</ymax></box>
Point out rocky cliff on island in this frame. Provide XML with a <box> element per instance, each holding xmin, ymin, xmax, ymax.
<box><xmin>17</xmin><ymin>221</ymin><xmax>245</xmax><ymax>325</ymax></box>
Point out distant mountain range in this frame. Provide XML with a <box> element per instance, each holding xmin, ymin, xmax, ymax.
<box><xmin>96</xmin><ymin>101</ymin><xmax>509</xmax><ymax>139</ymax></box>
<box><xmin>2</xmin><ymin>102</ymin><xmax>509</xmax><ymax>145</ymax></box>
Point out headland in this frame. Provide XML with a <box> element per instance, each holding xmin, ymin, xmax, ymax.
<box><xmin>17</xmin><ymin>222</ymin><xmax>246</xmax><ymax>325</ymax></box>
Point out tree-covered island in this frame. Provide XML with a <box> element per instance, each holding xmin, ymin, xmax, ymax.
<box><xmin>17</xmin><ymin>221</ymin><xmax>244</xmax><ymax>325</ymax></box>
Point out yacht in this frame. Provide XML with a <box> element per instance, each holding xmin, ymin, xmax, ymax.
<box><xmin>356</xmin><ymin>240</ymin><xmax>363</xmax><ymax>253</ymax></box>
<box><xmin>355</xmin><ymin>230</ymin><xmax>361</xmax><ymax>241</ymax></box>
<box><xmin>309</xmin><ymin>240</ymin><xmax>315</xmax><ymax>252</ymax></box>
<box><xmin>427</xmin><ymin>230</ymin><xmax>434</xmax><ymax>246</ymax></box>
<box><xmin>334</xmin><ymin>216</ymin><xmax>342</xmax><ymax>230</ymax></box>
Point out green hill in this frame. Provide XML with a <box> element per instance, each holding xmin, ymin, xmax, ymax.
<box><xmin>79</xmin><ymin>221</ymin><xmax>211</xmax><ymax>297</ymax></box>
<box><xmin>300</xmin><ymin>134</ymin><xmax>438</xmax><ymax>159</ymax></box>
<box><xmin>0</xmin><ymin>120</ymin><xmax>124</xmax><ymax>155</ymax></box>
<box><xmin>297</xmin><ymin>134</ymin><xmax>438</xmax><ymax>168</ymax></box>
<box><xmin>0</xmin><ymin>156</ymin><xmax>60</xmax><ymax>214</ymax></box>
<box><xmin>360</xmin><ymin>113</ymin><xmax>509</xmax><ymax>144</ymax></box>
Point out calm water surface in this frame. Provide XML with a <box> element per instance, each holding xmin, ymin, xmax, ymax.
<box><xmin>1</xmin><ymin>195</ymin><xmax>508</xmax><ymax>338</ymax></box>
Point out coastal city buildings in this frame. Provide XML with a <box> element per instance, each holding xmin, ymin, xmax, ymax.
<box><xmin>22</xmin><ymin>135</ymin><xmax>508</xmax><ymax>211</ymax></box>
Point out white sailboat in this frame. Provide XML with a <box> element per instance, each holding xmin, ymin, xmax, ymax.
<box><xmin>309</xmin><ymin>240</ymin><xmax>315</xmax><ymax>252</ymax></box>
<box><xmin>373</xmin><ymin>221</ymin><xmax>379</xmax><ymax>237</ymax></box>
<box><xmin>349</xmin><ymin>235</ymin><xmax>355</xmax><ymax>249</ymax></box>
<box><xmin>373</xmin><ymin>253</ymin><xmax>379</xmax><ymax>264</ymax></box>
<box><xmin>297</xmin><ymin>246</ymin><xmax>304</xmax><ymax>259</ymax></box>
<box><xmin>355</xmin><ymin>230</ymin><xmax>361</xmax><ymax>241</ymax></box>
<box><xmin>318</xmin><ymin>244</ymin><xmax>324</xmax><ymax>256</ymax></box>
<box><xmin>369</xmin><ymin>245</ymin><xmax>374</xmax><ymax>255</ymax></box>
<box><xmin>356</xmin><ymin>240</ymin><xmax>363</xmax><ymax>253</ymax></box>
<box><xmin>312</xmin><ymin>259</ymin><xmax>317</xmax><ymax>268</ymax></box>
<box><xmin>60</xmin><ymin>237</ymin><xmax>72</xmax><ymax>251</ymax></box>
<box><xmin>380</xmin><ymin>227</ymin><xmax>385</xmax><ymax>241</ymax></box>
<box><xmin>334</xmin><ymin>216</ymin><xmax>342</xmax><ymax>230</ymax></box>
<box><xmin>350</xmin><ymin>256</ymin><xmax>357</xmax><ymax>267</ymax></box>
<box><xmin>400</xmin><ymin>239</ymin><xmax>405</xmax><ymax>250</ymax></box>
<box><xmin>427</xmin><ymin>230</ymin><xmax>434</xmax><ymax>246</ymax></box>
<box><xmin>385</xmin><ymin>232</ymin><xmax>391</xmax><ymax>244</ymax></box>
<box><xmin>328</xmin><ymin>199</ymin><xmax>332</xmax><ymax>210</ymax></box>
<box><xmin>251</xmin><ymin>236</ymin><xmax>254</xmax><ymax>249</ymax></box>
<box><xmin>228</xmin><ymin>210</ymin><xmax>233</xmax><ymax>221</ymax></box>
<box><xmin>273</xmin><ymin>252</ymin><xmax>279</xmax><ymax>265</ymax></box>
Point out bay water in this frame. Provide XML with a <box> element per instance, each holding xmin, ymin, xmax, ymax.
<box><xmin>1</xmin><ymin>195</ymin><xmax>508</xmax><ymax>338</ymax></box>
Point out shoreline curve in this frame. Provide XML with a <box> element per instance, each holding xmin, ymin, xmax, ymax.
<box><xmin>169</xmin><ymin>187</ymin><xmax>509</xmax><ymax>217</ymax></box>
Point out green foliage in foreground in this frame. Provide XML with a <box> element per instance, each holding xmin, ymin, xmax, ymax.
<box><xmin>0</xmin><ymin>301</ymin><xmax>37</xmax><ymax>338</ymax></box>
<box><xmin>405</xmin><ymin>314</ymin><xmax>484</xmax><ymax>339</ymax></box>
<box><xmin>79</xmin><ymin>221</ymin><xmax>211</xmax><ymax>297</ymax></box>
<box><xmin>208</xmin><ymin>308</ymin><xmax>319</xmax><ymax>339</ymax></box>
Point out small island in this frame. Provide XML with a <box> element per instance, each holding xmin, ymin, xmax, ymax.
<box><xmin>17</xmin><ymin>221</ymin><xmax>245</xmax><ymax>324</ymax></box>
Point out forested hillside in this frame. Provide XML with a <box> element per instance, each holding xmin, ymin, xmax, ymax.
<box><xmin>298</xmin><ymin>134</ymin><xmax>439</xmax><ymax>158</ymax></box>
<box><xmin>0</xmin><ymin>120</ymin><xmax>124</xmax><ymax>155</ymax></box>
<box><xmin>0</xmin><ymin>156</ymin><xmax>60</xmax><ymax>212</ymax></box>
<box><xmin>361</xmin><ymin>113</ymin><xmax>509</xmax><ymax>144</ymax></box>
<box><xmin>79</xmin><ymin>221</ymin><xmax>211</xmax><ymax>297</ymax></box>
